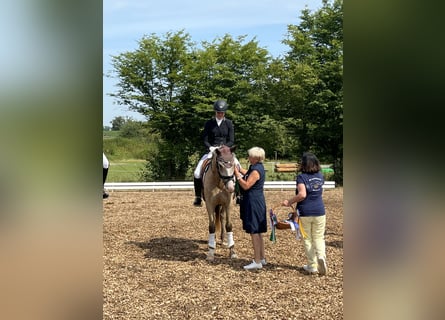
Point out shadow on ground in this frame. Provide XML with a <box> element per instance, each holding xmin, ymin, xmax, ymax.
<box><xmin>128</xmin><ymin>237</ymin><xmax>311</xmax><ymax>274</ymax></box>
<box><xmin>127</xmin><ymin>237</ymin><xmax>207</xmax><ymax>262</ymax></box>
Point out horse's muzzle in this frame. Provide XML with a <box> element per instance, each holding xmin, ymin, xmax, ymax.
<box><xmin>225</xmin><ymin>180</ymin><xmax>235</xmax><ymax>193</ymax></box>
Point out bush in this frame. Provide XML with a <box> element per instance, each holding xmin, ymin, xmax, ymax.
<box><xmin>103</xmin><ymin>136</ymin><xmax>151</xmax><ymax>160</ymax></box>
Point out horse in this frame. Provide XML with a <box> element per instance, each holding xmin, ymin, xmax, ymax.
<box><xmin>202</xmin><ymin>145</ymin><xmax>237</xmax><ymax>261</ymax></box>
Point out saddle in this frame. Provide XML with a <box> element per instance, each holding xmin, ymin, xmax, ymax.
<box><xmin>200</xmin><ymin>158</ymin><xmax>211</xmax><ymax>178</ymax></box>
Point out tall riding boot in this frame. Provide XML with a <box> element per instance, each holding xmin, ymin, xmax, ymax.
<box><xmin>103</xmin><ymin>167</ymin><xmax>109</xmax><ymax>199</ymax></box>
<box><xmin>193</xmin><ymin>177</ymin><xmax>202</xmax><ymax>206</ymax></box>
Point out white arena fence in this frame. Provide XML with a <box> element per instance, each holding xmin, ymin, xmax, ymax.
<box><xmin>105</xmin><ymin>181</ymin><xmax>335</xmax><ymax>191</ymax></box>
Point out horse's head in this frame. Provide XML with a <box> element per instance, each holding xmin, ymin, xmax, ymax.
<box><xmin>214</xmin><ymin>145</ymin><xmax>236</xmax><ymax>193</ymax></box>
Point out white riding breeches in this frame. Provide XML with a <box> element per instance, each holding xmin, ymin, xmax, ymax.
<box><xmin>194</xmin><ymin>152</ymin><xmax>212</xmax><ymax>178</ymax></box>
<box><xmin>103</xmin><ymin>153</ymin><xmax>109</xmax><ymax>169</ymax></box>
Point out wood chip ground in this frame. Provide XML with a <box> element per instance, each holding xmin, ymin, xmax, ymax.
<box><xmin>103</xmin><ymin>188</ymin><xmax>343</xmax><ymax>319</ymax></box>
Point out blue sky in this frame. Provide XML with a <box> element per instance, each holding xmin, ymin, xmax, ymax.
<box><xmin>103</xmin><ymin>0</ymin><xmax>323</xmax><ymax>126</ymax></box>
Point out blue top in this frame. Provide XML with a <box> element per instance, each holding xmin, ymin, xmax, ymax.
<box><xmin>296</xmin><ymin>172</ymin><xmax>325</xmax><ymax>216</ymax></box>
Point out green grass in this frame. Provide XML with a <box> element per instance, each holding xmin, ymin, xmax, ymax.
<box><xmin>103</xmin><ymin>130</ymin><xmax>120</xmax><ymax>139</ymax></box>
<box><xmin>106</xmin><ymin>159</ymin><xmax>334</xmax><ymax>182</ymax></box>
<box><xmin>107</xmin><ymin>159</ymin><xmax>146</xmax><ymax>182</ymax></box>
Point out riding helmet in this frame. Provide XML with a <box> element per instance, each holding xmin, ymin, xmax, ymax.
<box><xmin>213</xmin><ymin>100</ymin><xmax>228</xmax><ymax>112</ymax></box>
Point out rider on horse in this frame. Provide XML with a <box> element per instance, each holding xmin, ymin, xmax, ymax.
<box><xmin>193</xmin><ymin>100</ymin><xmax>235</xmax><ymax>206</ymax></box>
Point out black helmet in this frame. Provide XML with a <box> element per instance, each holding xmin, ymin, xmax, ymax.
<box><xmin>213</xmin><ymin>100</ymin><xmax>228</xmax><ymax>112</ymax></box>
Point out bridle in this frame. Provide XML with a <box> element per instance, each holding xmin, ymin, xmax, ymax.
<box><xmin>216</xmin><ymin>156</ymin><xmax>235</xmax><ymax>182</ymax></box>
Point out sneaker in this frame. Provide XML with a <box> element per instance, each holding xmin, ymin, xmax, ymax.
<box><xmin>260</xmin><ymin>258</ymin><xmax>267</xmax><ymax>266</ymax></box>
<box><xmin>103</xmin><ymin>190</ymin><xmax>109</xmax><ymax>199</ymax></box>
<box><xmin>193</xmin><ymin>197</ymin><xmax>202</xmax><ymax>207</ymax></box>
<box><xmin>243</xmin><ymin>260</ymin><xmax>262</xmax><ymax>270</ymax></box>
<box><xmin>317</xmin><ymin>257</ymin><xmax>327</xmax><ymax>275</ymax></box>
<box><xmin>302</xmin><ymin>264</ymin><xmax>317</xmax><ymax>273</ymax></box>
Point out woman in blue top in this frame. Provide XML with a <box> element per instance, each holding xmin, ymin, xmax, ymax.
<box><xmin>282</xmin><ymin>152</ymin><xmax>328</xmax><ymax>275</ymax></box>
<box><xmin>234</xmin><ymin>147</ymin><xmax>267</xmax><ymax>271</ymax></box>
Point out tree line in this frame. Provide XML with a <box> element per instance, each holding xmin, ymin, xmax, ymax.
<box><xmin>107</xmin><ymin>0</ymin><xmax>343</xmax><ymax>184</ymax></box>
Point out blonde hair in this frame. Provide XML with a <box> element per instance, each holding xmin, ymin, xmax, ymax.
<box><xmin>247</xmin><ymin>147</ymin><xmax>265</xmax><ymax>162</ymax></box>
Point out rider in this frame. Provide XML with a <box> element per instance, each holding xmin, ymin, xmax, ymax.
<box><xmin>103</xmin><ymin>152</ymin><xmax>110</xmax><ymax>199</ymax></box>
<box><xmin>193</xmin><ymin>99</ymin><xmax>235</xmax><ymax>206</ymax></box>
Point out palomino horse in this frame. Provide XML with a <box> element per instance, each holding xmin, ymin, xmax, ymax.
<box><xmin>202</xmin><ymin>145</ymin><xmax>237</xmax><ymax>261</ymax></box>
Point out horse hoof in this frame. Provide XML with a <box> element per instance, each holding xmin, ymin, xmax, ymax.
<box><xmin>230</xmin><ymin>253</ymin><xmax>238</xmax><ymax>259</ymax></box>
<box><xmin>206</xmin><ymin>255</ymin><xmax>215</xmax><ymax>262</ymax></box>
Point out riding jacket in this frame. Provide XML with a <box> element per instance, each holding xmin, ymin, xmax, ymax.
<box><xmin>203</xmin><ymin>118</ymin><xmax>234</xmax><ymax>150</ymax></box>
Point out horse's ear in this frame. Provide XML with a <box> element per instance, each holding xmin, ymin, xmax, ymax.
<box><xmin>230</xmin><ymin>145</ymin><xmax>237</xmax><ymax>153</ymax></box>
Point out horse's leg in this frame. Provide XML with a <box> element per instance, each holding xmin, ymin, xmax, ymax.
<box><xmin>225</xmin><ymin>204</ymin><xmax>237</xmax><ymax>259</ymax></box>
<box><xmin>207</xmin><ymin>207</ymin><xmax>216</xmax><ymax>261</ymax></box>
<box><xmin>217</xmin><ymin>206</ymin><xmax>227</xmax><ymax>246</ymax></box>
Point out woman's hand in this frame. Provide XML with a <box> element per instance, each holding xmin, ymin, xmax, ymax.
<box><xmin>282</xmin><ymin>199</ymin><xmax>290</xmax><ymax>207</ymax></box>
<box><xmin>234</xmin><ymin>166</ymin><xmax>243</xmax><ymax>180</ymax></box>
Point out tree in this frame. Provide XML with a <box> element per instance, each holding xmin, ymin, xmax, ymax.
<box><xmin>111</xmin><ymin>116</ymin><xmax>125</xmax><ymax>131</ymax></box>
<box><xmin>281</xmin><ymin>0</ymin><xmax>343</xmax><ymax>184</ymax></box>
<box><xmin>183</xmin><ymin>34</ymin><xmax>272</xmax><ymax>155</ymax></box>
<box><xmin>108</xmin><ymin>2</ymin><xmax>343</xmax><ymax>183</ymax></box>
<box><xmin>110</xmin><ymin>30</ymin><xmax>197</xmax><ymax>179</ymax></box>
<box><xmin>119</xmin><ymin>120</ymin><xmax>146</xmax><ymax>138</ymax></box>
<box><xmin>110</xmin><ymin>32</ymin><xmax>273</xmax><ymax>179</ymax></box>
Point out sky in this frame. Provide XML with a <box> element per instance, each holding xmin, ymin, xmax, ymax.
<box><xmin>103</xmin><ymin>0</ymin><xmax>324</xmax><ymax>127</ymax></box>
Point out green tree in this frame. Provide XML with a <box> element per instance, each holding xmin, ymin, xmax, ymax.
<box><xmin>184</xmin><ymin>34</ymin><xmax>272</xmax><ymax>155</ymax></box>
<box><xmin>119</xmin><ymin>119</ymin><xmax>146</xmax><ymax>138</ymax></box>
<box><xmin>111</xmin><ymin>116</ymin><xmax>125</xmax><ymax>131</ymax></box>
<box><xmin>110</xmin><ymin>30</ymin><xmax>196</xmax><ymax>179</ymax></box>
<box><xmin>281</xmin><ymin>0</ymin><xmax>343</xmax><ymax>184</ymax></box>
<box><xmin>108</xmin><ymin>2</ymin><xmax>343</xmax><ymax>183</ymax></box>
<box><xmin>110</xmin><ymin>32</ymin><xmax>273</xmax><ymax>179</ymax></box>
